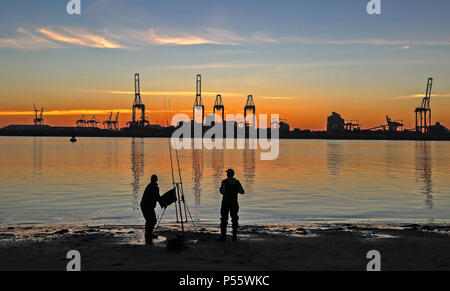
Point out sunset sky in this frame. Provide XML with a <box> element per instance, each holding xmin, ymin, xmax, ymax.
<box><xmin>0</xmin><ymin>0</ymin><xmax>449</xmax><ymax>130</ymax></box>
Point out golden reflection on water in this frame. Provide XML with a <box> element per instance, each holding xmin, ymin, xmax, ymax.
<box><xmin>415</xmin><ymin>142</ymin><xmax>433</xmax><ymax>210</ymax></box>
<box><xmin>1</xmin><ymin>137</ymin><xmax>449</xmax><ymax>226</ymax></box>
<box><xmin>192</xmin><ymin>149</ymin><xmax>204</xmax><ymax>205</ymax></box>
<box><xmin>32</xmin><ymin>137</ymin><xmax>42</xmax><ymax>176</ymax></box>
<box><xmin>131</xmin><ymin>138</ymin><xmax>145</xmax><ymax>211</ymax></box>
<box><xmin>327</xmin><ymin>142</ymin><xmax>342</xmax><ymax>176</ymax></box>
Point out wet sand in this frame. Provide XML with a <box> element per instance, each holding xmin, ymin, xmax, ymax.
<box><xmin>0</xmin><ymin>224</ymin><xmax>449</xmax><ymax>271</ymax></box>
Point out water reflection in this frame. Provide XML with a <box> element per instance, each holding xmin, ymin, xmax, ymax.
<box><xmin>32</xmin><ymin>137</ymin><xmax>42</xmax><ymax>176</ymax></box>
<box><xmin>106</xmin><ymin>139</ymin><xmax>119</xmax><ymax>172</ymax></box>
<box><xmin>327</xmin><ymin>142</ymin><xmax>342</xmax><ymax>176</ymax></box>
<box><xmin>131</xmin><ymin>138</ymin><xmax>145</xmax><ymax>211</ymax></box>
<box><xmin>242</xmin><ymin>149</ymin><xmax>256</xmax><ymax>192</ymax></box>
<box><xmin>415</xmin><ymin>142</ymin><xmax>433</xmax><ymax>209</ymax></box>
<box><xmin>192</xmin><ymin>149</ymin><xmax>204</xmax><ymax>205</ymax></box>
<box><xmin>211</xmin><ymin>149</ymin><xmax>224</xmax><ymax>186</ymax></box>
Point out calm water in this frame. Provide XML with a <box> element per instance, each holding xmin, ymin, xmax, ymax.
<box><xmin>0</xmin><ymin>137</ymin><xmax>449</xmax><ymax>226</ymax></box>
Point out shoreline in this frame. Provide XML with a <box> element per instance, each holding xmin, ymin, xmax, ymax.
<box><xmin>1</xmin><ymin>133</ymin><xmax>449</xmax><ymax>141</ymax></box>
<box><xmin>1</xmin><ymin>223</ymin><xmax>449</xmax><ymax>271</ymax></box>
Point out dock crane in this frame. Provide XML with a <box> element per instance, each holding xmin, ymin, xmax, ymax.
<box><xmin>87</xmin><ymin>115</ymin><xmax>100</xmax><ymax>128</ymax></box>
<box><xmin>386</xmin><ymin>115</ymin><xmax>404</xmax><ymax>132</ymax></box>
<box><xmin>103</xmin><ymin>112</ymin><xmax>113</xmax><ymax>130</ymax></box>
<box><xmin>127</xmin><ymin>73</ymin><xmax>148</xmax><ymax>128</ymax></box>
<box><xmin>415</xmin><ymin>78</ymin><xmax>433</xmax><ymax>134</ymax></box>
<box><xmin>193</xmin><ymin>74</ymin><xmax>205</xmax><ymax>125</ymax></box>
<box><xmin>112</xmin><ymin>112</ymin><xmax>119</xmax><ymax>130</ymax></box>
<box><xmin>213</xmin><ymin>94</ymin><xmax>224</xmax><ymax>123</ymax></box>
<box><xmin>104</xmin><ymin>112</ymin><xmax>120</xmax><ymax>131</ymax></box>
<box><xmin>76</xmin><ymin>115</ymin><xmax>87</xmax><ymax>127</ymax></box>
<box><xmin>244</xmin><ymin>95</ymin><xmax>256</xmax><ymax>126</ymax></box>
<box><xmin>33</xmin><ymin>104</ymin><xmax>44</xmax><ymax>126</ymax></box>
<box><xmin>366</xmin><ymin>115</ymin><xmax>403</xmax><ymax>133</ymax></box>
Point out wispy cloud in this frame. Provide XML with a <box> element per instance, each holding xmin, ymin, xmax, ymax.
<box><xmin>3</xmin><ymin>26</ymin><xmax>450</xmax><ymax>50</ymax></box>
<box><xmin>0</xmin><ymin>27</ymin><xmax>124</xmax><ymax>49</ymax></box>
<box><xmin>0</xmin><ymin>28</ymin><xmax>60</xmax><ymax>49</ymax></box>
<box><xmin>39</xmin><ymin>28</ymin><xmax>124</xmax><ymax>49</ymax></box>
<box><xmin>283</xmin><ymin>36</ymin><xmax>450</xmax><ymax>47</ymax></box>
<box><xmin>262</xmin><ymin>96</ymin><xmax>298</xmax><ymax>100</ymax></box>
<box><xmin>392</xmin><ymin>93</ymin><xmax>450</xmax><ymax>99</ymax></box>
<box><xmin>0</xmin><ymin>108</ymin><xmax>197</xmax><ymax>116</ymax></box>
<box><xmin>0</xmin><ymin>109</ymin><xmax>132</xmax><ymax>116</ymax></box>
<box><xmin>148</xmin><ymin>28</ymin><xmax>241</xmax><ymax>46</ymax></box>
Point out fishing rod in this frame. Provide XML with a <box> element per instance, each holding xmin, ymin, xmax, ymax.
<box><xmin>165</xmin><ymin>99</ymin><xmax>185</xmax><ymax>234</ymax></box>
<box><xmin>154</xmin><ymin>99</ymin><xmax>180</xmax><ymax>233</ymax></box>
<box><xmin>164</xmin><ymin>99</ymin><xmax>180</xmax><ymax>224</ymax></box>
<box><xmin>168</xmin><ymin>100</ymin><xmax>197</xmax><ymax>231</ymax></box>
<box><xmin>156</xmin><ymin>98</ymin><xmax>197</xmax><ymax>235</ymax></box>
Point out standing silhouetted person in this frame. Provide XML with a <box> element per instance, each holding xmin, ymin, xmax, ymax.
<box><xmin>218</xmin><ymin>169</ymin><xmax>245</xmax><ymax>241</ymax></box>
<box><xmin>141</xmin><ymin>175</ymin><xmax>160</xmax><ymax>245</ymax></box>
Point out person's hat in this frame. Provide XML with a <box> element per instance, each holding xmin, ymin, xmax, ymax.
<box><xmin>225</xmin><ymin>169</ymin><xmax>234</xmax><ymax>175</ymax></box>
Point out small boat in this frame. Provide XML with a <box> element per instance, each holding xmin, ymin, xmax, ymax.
<box><xmin>70</xmin><ymin>136</ymin><xmax>77</xmax><ymax>143</ymax></box>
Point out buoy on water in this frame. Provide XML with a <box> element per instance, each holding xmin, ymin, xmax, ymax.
<box><xmin>70</xmin><ymin>136</ymin><xmax>77</xmax><ymax>143</ymax></box>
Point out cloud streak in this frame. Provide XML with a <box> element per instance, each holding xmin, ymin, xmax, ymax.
<box><xmin>0</xmin><ymin>109</ymin><xmax>132</xmax><ymax>116</ymax></box>
<box><xmin>39</xmin><ymin>28</ymin><xmax>124</xmax><ymax>49</ymax></box>
<box><xmin>0</xmin><ymin>27</ymin><xmax>124</xmax><ymax>49</ymax></box>
<box><xmin>392</xmin><ymin>93</ymin><xmax>450</xmax><ymax>99</ymax></box>
<box><xmin>148</xmin><ymin>28</ymin><xmax>240</xmax><ymax>46</ymax></box>
<box><xmin>0</xmin><ymin>28</ymin><xmax>60</xmax><ymax>49</ymax></box>
<box><xmin>2</xmin><ymin>26</ymin><xmax>450</xmax><ymax>50</ymax></box>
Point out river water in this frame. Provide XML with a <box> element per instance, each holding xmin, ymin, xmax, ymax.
<box><xmin>0</xmin><ymin>137</ymin><xmax>449</xmax><ymax>226</ymax></box>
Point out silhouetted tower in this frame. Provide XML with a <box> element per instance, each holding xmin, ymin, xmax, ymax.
<box><xmin>129</xmin><ymin>73</ymin><xmax>148</xmax><ymax>128</ymax></box>
<box><xmin>193</xmin><ymin>74</ymin><xmax>204</xmax><ymax>125</ymax></box>
<box><xmin>415</xmin><ymin>78</ymin><xmax>432</xmax><ymax>134</ymax></box>
<box><xmin>213</xmin><ymin>94</ymin><xmax>225</xmax><ymax>123</ymax></box>
<box><xmin>33</xmin><ymin>104</ymin><xmax>44</xmax><ymax>126</ymax></box>
<box><xmin>244</xmin><ymin>95</ymin><xmax>256</xmax><ymax>126</ymax></box>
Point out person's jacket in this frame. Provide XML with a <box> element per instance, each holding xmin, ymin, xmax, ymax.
<box><xmin>220</xmin><ymin>178</ymin><xmax>245</xmax><ymax>204</ymax></box>
<box><xmin>141</xmin><ymin>182</ymin><xmax>160</xmax><ymax>209</ymax></box>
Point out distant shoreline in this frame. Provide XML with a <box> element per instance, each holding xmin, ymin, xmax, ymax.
<box><xmin>0</xmin><ymin>131</ymin><xmax>449</xmax><ymax>141</ymax></box>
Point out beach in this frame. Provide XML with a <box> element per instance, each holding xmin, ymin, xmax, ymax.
<box><xmin>1</xmin><ymin>223</ymin><xmax>449</xmax><ymax>271</ymax></box>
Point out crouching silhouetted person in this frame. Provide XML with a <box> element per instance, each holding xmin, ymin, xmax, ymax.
<box><xmin>218</xmin><ymin>169</ymin><xmax>245</xmax><ymax>242</ymax></box>
<box><xmin>141</xmin><ymin>175</ymin><xmax>160</xmax><ymax>245</ymax></box>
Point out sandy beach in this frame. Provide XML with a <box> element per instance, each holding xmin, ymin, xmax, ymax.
<box><xmin>1</xmin><ymin>223</ymin><xmax>449</xmax><ymax>271</ymax></box>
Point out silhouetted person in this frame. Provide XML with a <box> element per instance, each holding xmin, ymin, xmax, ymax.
<box><xmin>141</xmin><ymin>174</ymin><xmax>160</xmax><ymax>245</ymax></box>
<box><xmin>218</xmin><ymin>169</ymin><xmax>245</xmax><ymax>241</ymax></box>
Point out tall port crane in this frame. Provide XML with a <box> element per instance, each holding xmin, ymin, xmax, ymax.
<box><xmin>415</xmin><ymin>78</ymin><xmax>432</xmax><ymax>134</ymax></box>
<box><xmin>33</xmin><ymin>104</ymin><xmax>44</xmax><ymax>126</ymax></box>
<box><xmin>244</xmin><ymin>95</ymin><xmax>256</xmax><ymax>126</ymax></box>
<box><xmin>213</xmin><ymin>94</ymin><xmax>224</xmax><ymax>123</ymax></box>
<box><xmin>128</xmin><ymin>73</ymin><xmax>148</xmax><ymax>128</ymax></box>
<box><xmin>193</xmin><ymin>74</ymin><xmax>204</xmax><ymax>125</ymax></box>
<box><xmin>103</xmin><ymin>112</ymin><xmax>113</xmax><ymax>130</ymax></box>
<box><xmin>112</xmin><ymin>112</ymin><xmax>119</xmax><ymax>131</ymax></box>
<box><xmin>104</xmin><ymin>112</ymin><xmax>120</xmax><ymax>131</ymax></box>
